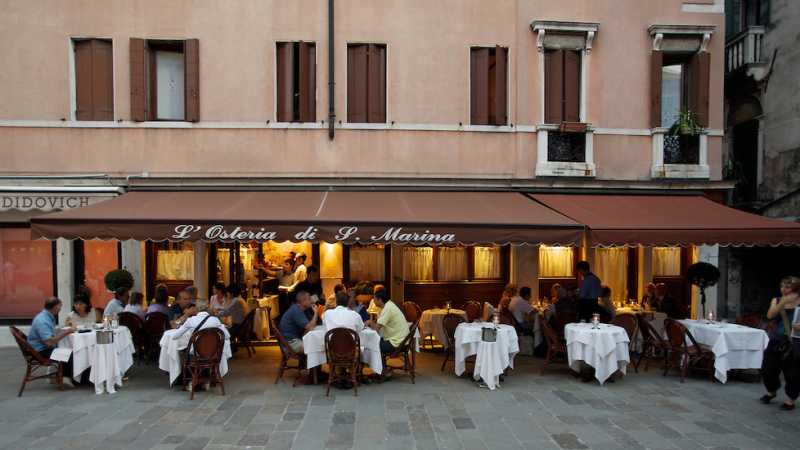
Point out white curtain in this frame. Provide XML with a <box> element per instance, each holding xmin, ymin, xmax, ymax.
<box><xmin>215</xmin><ymin>249</ymin><xmax>230</xmax><ymax>285</ymax></box>
<box><xmin>474</xmin><ymin>246</ymin><xmax>501</xmax><ymax>279</ymax></box>
<box><xmin>594</xmin><ymin>247</ymin><xmax>628</xmax><ymax>302</ymax></box>
<box><xmin>539</xmin><ymin>246</ymin><xmax>574</xmax><ymax>278</ymax></box>
<box><xmin>157</xmin><ymin>250</ymin><xmax>194</xmax><ymax>281</ymax></box>
<box><xmin>350</xmin><ymin>246</ymin><xmax>385</xmax><ymax>282</ymax></box>
<box><xmin>437</xmin><ymin>247</ymin><xmax>468</xmax><ymax>281</ymax></box>
<box><xmin>653</xmin><ymin>247</ymin><xmax>681</xmax><ymax>276</ymax></box>
<box><xmin>403</xmin><ymin>247</ymin><xmax>433</xmax><ymax>281</ymax></box>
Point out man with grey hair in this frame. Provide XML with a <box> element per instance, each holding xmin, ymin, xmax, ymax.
<box><xmin>173</xmin><ymin>298</ymin><xmax>230</xmax><ymax>340</ymax></box>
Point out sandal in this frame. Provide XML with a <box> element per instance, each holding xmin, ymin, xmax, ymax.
<box><xmin>779</xmin><ymin>402</ymin><xmax>795</xmax><ymax>411</ymax></box>
<box><xmin>759</xmin><ymin>394</ymin><xmax>776</xmax><ymax>404</ymax></box>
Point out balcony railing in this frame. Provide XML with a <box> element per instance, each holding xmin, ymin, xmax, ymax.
<box><xmin>726</xmin><ymin>26</ymin><xmax>765</xmax><ymax>74</ymax></box>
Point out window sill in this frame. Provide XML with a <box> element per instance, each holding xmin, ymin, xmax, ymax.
<box><xmin>650</xmin><ymin>164</ymin><xmax>710</xmax><ymax>179</ymax></box>
<box><xmin>536</xmin><ymin>161</ymin><xmax>596</xmax><ymax>178</ymax></box>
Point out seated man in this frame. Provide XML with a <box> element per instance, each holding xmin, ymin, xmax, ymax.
<box><xmin>28</xmin><ymin>297</ymin><xmax>76</xmax><ymax>386</ymax></box>
<box><xmin>218</xmin><ymin>284</ymin><xmax>249</xmax><ymax>336</ymax></box>
<box><xmin>278</xmin><ymin>291</ymin><xmax>320</xmax><ymax>353</ymax></box>
<box><xmin>173</xmin><ymin>298</ymin><xmax>230</xmax><ymax>341</ymax></box>
<box><xmin>323</xmin><ymin>291</ymin><xmax>364</xmax><ymax>332</ymax></box>
<box><xmin>366</xmin><ymin>289</ymin><xmax>408</xmax><ymax>354</ymax></box>
<box><xmin>367</xmin><ymin>284</ymin><xmax>386</xmax><ymax>317</ymax></box>
<box><xmin>348</xmin><ymin>289</ymin><xmax>370</xmax><ymax>322</ymax></box>
<box><xmin>654</xmin><ymin>283</ymin><xmax>683</xmax><ymax>319</ymax></box>
<box><xmin>170</xmin><ymin>289</ymin><xmax>197</xmax><ymax>326</ymax></box>
<box><xmin>104</xmin><ymin>287</ymin><xmax>129</xmax><ymax>317</ymax></box>
<box><xmin>509</xmin><ymin>286</ymin><xmax>537</xmax><ymax>333</ymax></box>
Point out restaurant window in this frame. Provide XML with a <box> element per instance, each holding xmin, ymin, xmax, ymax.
<box><xmin>437</xmin><ymin>247</ymin><xmax>468</xmax><ymax>281</ymax></box>
<box><xmin>0</xmin><ymin>229</ymin><xmax>54</xmax><ymax>319</ymax></box>
<box><xmin>81</xmin><ymin>240</ymin><xmax>119</xmax><ymax>308</ymax></box>
<box><xmin>652</xmin><ymin>246</ymin><xmax>682</xmax><ymax>276</ymax></box>
<box><xmin>539</xmin><ymin>246</ymin><xmax>574</xmax><ymax>278</ymax></box>
<box><xmin>129</xmin><ymin>38</ymin><xmax>199</xmax><ymax>122</ymax></box>
<box><xmin>404</xmin><ymin>246</ymin><xmax>504</xmax><ymax>282</ymax></box>
<box><xmin>403</xmin><ymin>247</ymin><xmax>433</xmax><ymax>282</ymax></box>
<box><xmin>594</xmin><ymin>247</ymin><xmax>628</xmax><ymax>302</ymax></box>
<box><xmin>156</xmin><ymin>242</ymin><xmax>194</xmax><ymax>281</ymax></box>
<box><xmin>73</xmin><ymin>39</ymin><xmax>113</xmax><ymax>121</ymax></box>
<box><xmin>470</xmin><ymin>46</ymin><xmax>508</xmax><ymax>126</ymax></box>
<box><xmin>349</xmin><ymin>245</ymin><xmax>385</xmax><ymax>282</ymax></box>
<box><xmin>474</xmin><ymin>246</ymin><xmax>502</xmax><ymax>279</ymax></box>
<box><xmin>276</xmin><ymin>41</ymin><xmax>316</xmax><ymax>122</ymax></box>
<box><xmin>347</xmin><ymin>43</ymin><xmax>386</xmax><ymax>123</ymax></box>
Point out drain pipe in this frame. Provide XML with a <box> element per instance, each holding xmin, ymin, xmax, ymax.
<box><xmin>328</xmin><ymin>0</ymin><xmax>336</xmax><ymax>140</ymax></box>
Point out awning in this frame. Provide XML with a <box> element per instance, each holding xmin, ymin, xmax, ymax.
<box><xmin>532</xmin><ymin>194</ymin><xmax>800</xmax><ymax>247</ymax></box>
<box><xmin>30</xmin><ymin>191</ymin><xmax>583</xmax><ymax>246</ymax></box>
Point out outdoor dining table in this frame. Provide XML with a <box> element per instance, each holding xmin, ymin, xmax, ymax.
<box><xmin>679</xmin><ymin>319</ymin><xmax>769</xmax><ymax>383</ymax></box>
<box><xmin>419</xmin><ymin>308</ymin><xmax>467</xmax><ymax>348</ymax></box>
<box><xmin>57</xmin><ymin>326</ymin><xmax>135</xmax><ymax>394</ymax></box>
<box><xmin>565</xmin><ymin>322</ymin><xmax>630</xmax><ymax>385</ymax></box>
<box><xmin>454</xmin><ymin>322</ymin><xmax>519</xmax><ymax>390</ymax></box>
<box><xmin>303</xmin><ymin>326</ymin><xmax>384</xmax><ymax>374</ymax></box>
<box><xmin>158</xmin><ymin>328</ymin><xmax>233</xmax><ymax>385</ymax></box>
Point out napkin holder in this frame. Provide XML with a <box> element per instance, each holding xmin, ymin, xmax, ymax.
<box><xmin>96</xmin><ymin>329</ymin><xmax>115</xmax><ymax>345</ymax></box>
<box><xmin>481</xmin><ymin>326</ymin><xmax>497</xmax><ymax>342</ymax></box>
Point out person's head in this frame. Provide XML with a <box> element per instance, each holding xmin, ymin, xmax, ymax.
<box><xmin>373</xmin><ymin>288</ymin><xmax>390</xmax><ymax>308</ymax></box>
<box><xmin>333</xmin><ymin>284</ymin><xmax>345</xmax><ymax>295</ymax></box>
<box><xmin>185</xmin><ymin>285</ymin><xmax>198</xmax><ymax>300</ymax></box>
<box><xmin>213</xmin><ymin>282</ymin><xmax>226</xmax><ymax>297</ymax></box>
<box><xmin>780</xmin><ymin>276</ymin><xmax>800</xmax><ymax>296</ymax></box>
<box><xmin>520</xmin><ymin>286</ymin><xmax>532</xmax><ymax>300</ymax></box>
<box><xmin>282</xmin><ymin>257</ymin><xmax>294</xmax><ymax>272</ymax></box>
<box><xmin>177</xmin><ymin>290</ymin><xmax>193</xmax><ymax>308</ymax></box>
<box><xmin>44</xmin><ymin>297</ymin><xmax>62</xmax><ymax>315</ymax></box>
<box><xmin>335</xmin><ymin>290</ymin><xmax>349</xmax><ymax>308</ymax></box>
<box><xmin>296</xmin><ymin>291</ymin><xmax>312</xmax><ymax>309</ymax></box>
<box><xmin>600</xmin><ymin>285</ymin><xmax>612</xmax><ymax>301</ymax></box>
<box><xmin>295</xmin><ymin>253</ymin><xmax>307</xmax><ymax>265</ymax></box>
<box><xmin>502</xmin><ymin>284</ymin><xmax>518</xmax><ymax>299</ymax></box>
<box><xmin>227</xmin><ymin>284</ymin><xmax>241</xmax><ymax>299</ymax></box>
<box><xmin>550</xmin><ymin>283</ymin><xmax>562</xmax><ymax>299</ymax></box>
<box><xmin>154</xmin><ymin>283</ymin><xmax>169</xmax><ymax>305</ymax></box>
<box><xmin>645</xmin><ymin>282</ymin><xmax>656</xmax><ymax>296</ymax></box>
<box><xmin>74</xmin><ymin>284</ymin><xmax>92</xmax><ymax>305</ymax></box>
<box><xmin>306</xmin><ymin>265</ymin><xmax>319</xmax><ymax>283</ymax></box>
<box><xmin>655</xmin><ymin>283</ymin><xmax>668</xmax><ymax>298</ymax></box>
<box><xmin>373</xmin><ymin>284</ymin><xmax>386</xmax><ymax>296</ymax></box>
<box><xmin>73</xmin><ymin>297</ymin><xmax>91</xmax><ymax>316</ymax></box>
<box><xmin>576</xmin><ymin>260</ymin><xmax>591</xmax><ymax>275</ymax></box>
<box><xmin>195</xmin><ymin>298</ymin><xmax>209</xmax><ymax>313</ymax></box>
<box><xmin>129</xmin><ymin>291</ymin><xmax>144</xmax><ymax>306</ymax></box>
<box><xmin>114</xmin><ymin>287</ymin><xmax>130</xmax><ymax>304</ymax></box>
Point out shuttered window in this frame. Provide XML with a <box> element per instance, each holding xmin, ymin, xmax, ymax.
<box><xmin>470</xmin><ymin>46</ymin><xmax>508</xmax><ymax>126</ymax></box>
<box><xmin>347</xmin><ymin>43</ymin><xmax>386</xmax><ymax>123</ymax></box>
<box><xmin>74</xmin><ymin>39</ymin><xmax>113</xmax><ymax>121</ymax></box>
<box><xmin>276</xmin><ymin>42</ymin><xmax>316</xmax><ymax>122</ymax></box>
<box><xmin>129</xmin><ymin>38</ymin><xmax>199</xmax><ymax>122</ymax></box>
<box><xmin>544</xmin><ymin>49</ymin><xmax>581</xmax><ymax>124</ymax></box>
<box><xmin>651</xmin><ymin>51</ymin><xmax>710</xmax><ymax>128</ymax></box>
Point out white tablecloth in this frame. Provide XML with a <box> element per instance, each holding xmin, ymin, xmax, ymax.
<box><xmin>253</xmin><ymin>296</ymin><xmax>280</xmax><ymax>340</ymax></box>
<box><xmin>303</xmin><ymin>326</ymin><xmax>383</xmax><ymax>374</ymax></box>
<box><xmin>565</xmin><ymin>323</ymin><xmax>630</xmax><ymax>385</ymax></box>
<box><xmin>419</xmin><ymin>309</ymin><xmax>467</xmax><ymax>348</ymax></box>
<box><xmin>679</xmin><ymin>319</ymin><xmax>769</xmax><ymax>383</ymax></box>
<box><xmin>57</xmin><ymin>326</ymin><xmax>135</xmax><ymax>394</ymax></box>
<box><xmin>158</xmin><ymin>328</ymin><xmax>233</xmax><ymax>385</ymax></box>
<box><xmin>454</xmin><ymin>322</ymin><xmax>519</xmax><ymax>390</ymax></box>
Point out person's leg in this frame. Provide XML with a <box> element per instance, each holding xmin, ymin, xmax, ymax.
<box><xmin>762</xmin><ymin>348</ymin><xmax>782</xmax><ymax>401</ymax></box>
<box><xmin>781</xmin><ymin>342</ymin><xmax>800</xmax><ymax>408</ymax></box>
<box><xmin>379</xmin><ymin>338</ymin><xmax>396</xmax><ymax>355</ymax></box>
<box><xmin>288</xmin><ymin>339</ymin><xmax>303</xmax><ymax>354</ymax></box>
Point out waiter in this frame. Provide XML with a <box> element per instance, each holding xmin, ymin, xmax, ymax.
<box><xmin>576</xmin><ymin>260</ymin><xmax>602</xmax><ymax>322</ymax></box>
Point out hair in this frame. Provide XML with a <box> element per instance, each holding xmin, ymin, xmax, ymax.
<box><xmin>296</xmin><ymin>253</ymin><xmax>307</xmax><ymax>263</ymax></box>
<box><xmin>555</xmin><ymin>285</ymin><xmax>568</xmax><ymax>300</ymax></box>
<box><xmin>284</xmin><ymin>257</ymin><xmax>295</xmax><ymax>265</ymax></box>
<box><xmin>195</xmin><ymin>298</ymin><xmax>209</xmax><ymax>312</ymax></box>
<box><xmin>333</xmin><ymin>284</ymin><xmax>346</xmax><ymax>294</ymax></box>
<box><xmin>373</xmin><ymin>284</ymin><xmax>386</xmax><ymax>294</ymax></box>
<box><xmin>782</xmin><ymin>276</ymin><xmax>800</xmax><ymax>294</ymax></box>
<box><xmin>44</xmin><ymin>297</ymin><xmax>61</xmax><ymax>310</ymax></box>
<box><xmin>502</xmin><ymin>283</ymin><xmax>518</xmax><ymax>298</ymax></box>
<box><xmin>576</xmin><ymin>261</ymin><xmax>590</xmax><ymax>272</ymax></box>
<box><xmin>213</xmin><ymin>282</ymin><xmax>226</xmax><ymax>293</ymax></box>
<box><xmin>227</xmin><ymin>284</ymin><xmax>241</xmax><ymax>298</ymax></box>
<box><xmin>185</xmin><ymin>285</ymin><xmax>199</xmax><ymax>299</ymax></box>
<box><xmin>114</xmin><ymin>286</ymin><xmax>129</xmax><ymax>298</ymax></box>
<box><xmin>306</xmin><ymin>265</ymin><xmax>319</xmax><ymax>276</ymax></box>
<box><xmin>72</xmin><ymin>296</ymin><xmax>90</xmax><ymax>313</ymax></box>
<box><xmin>519</xmin><ymin>286</ymin><xmax>532</xmax><ymax>299</ymax></box>
<box><xmin>154</xmin><ymin>283</ymin><xmax>169</xmax><ymax>305</ymax></box>
<box><xmin>295</xmin><ymin>290</ymin><xmax>310</xmax><ymax>302</ymax></box>
<box><xmin>374</xmin><ymin>289</ymin><xmax>390</xmax><ymax>302</ymax></box>
<box><xmin>129</xmin><ymin>291</ymin><xmax>144</xmax><ymax>306</ymax></box>
<box><xmin>335</xmin><ymin>290</ymin><xmax>349</xmax><ymax>307</ymax></box>
<box><xmin>645</xmin><ymin>282</ymin><xmax>656</xmax><ymax>292</ymax></box>
<box><xmin>74</xmin><ymin>284</ymin><xmax>92</xmax><ymax>305</ymax></box>
<box><xmin>600</xmin><ymin>285</ymin><xmax>612</xmax><ymax>299</ymax></box>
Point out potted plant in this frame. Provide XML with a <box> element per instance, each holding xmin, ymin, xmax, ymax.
<box><xmin>666</xmin><ymin>110</ymin><xmax>703</xmax><ymax>164</ymax></box>
<box><xmin>104</xmin><ymin>268</ymin><xmax>134</xmax><ymax>293</ymax></box>
<box><xmin>687</xmin><ymin>262</ymin><xmax>720</xmax><ymax>318</ymax></box>
<box><xmin>668</xmin><ymin>109</ymin><xmax>703</xmax><ymax>137</ymax></box>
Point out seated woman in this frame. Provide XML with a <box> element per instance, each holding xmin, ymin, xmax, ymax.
<box><xmin>597</xmin><ymin>285</ymin><xmax>615</xmax><ymax>322</ymax></box>
<box><xmin>641</xmin><ymin>282</ymin><xmax>656</xmax><ymax>309</ymax></box>
<box><xmin>65</xmin><ymin>296</ymin><xmax>100</xmax><ymax>329</ymax></box>
<box><xmin>209</xmin><ymin>282</ymin><xmax>227</xmax><ymax>314</ymax></box>
<box><xmin>123</xmin><ymin>291</ymin><xmax>147</xmax><ymax>320</ymax></box>
<box><xmin>147</xmin><ymin>283</ymin><xmax>172</xmax><ymax>317</ymax></box>
<box><xmin>218</xmin><ymin>284</ymin><xmax>249</xmax><ymax>336</ymax></box>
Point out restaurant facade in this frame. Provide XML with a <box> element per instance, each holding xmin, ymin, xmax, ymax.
<box><xmin>3</xmin><ymin>0</ymin><xmax>798</xmax><ymax>345</ymax></box>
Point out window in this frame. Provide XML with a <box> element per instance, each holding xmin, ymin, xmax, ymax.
<box><xmin>74</xmin><ymin>39</ymin><xmax>113</xmax><ymax>121</ymax></box>
<box><xmin>347</xmin><ymin>43</ymin><xmax>386</xmax><ymax>123</ymax></box>
<box><xmin>349</xmin><ymin>245</ymin><xmax>385</xmax><ymax>282</ymax></box>
<box><xmin>652</xmin><ymin>247</ymin><xmax>681</xmax><ymax>276</ymax></box>
<box><xmin>594</xmin><ymin>247</ymin><xmax>629</xmax><ymax>302</ymax></box>
<box><xmin>544</xmin><ymin>49</ymin><xmax>581</xmax><ymax>125</ymax></box>
<box><xmin>437</xmin><ymin>247</ymin><xmax>468</xmax><ymax>281</ymax></box>
<box><xmin>81</xmin><ymin>241</ymin><xmax>119</xmax><ymax>308</ymax></box>
<box><xmin>474</xmin><ymin>246</ymin><xmax>502</xmax><ymax>279</ymax></box>
<box><xmin>403</xmin><ymin>247</ymin><xmax>433</xmax><ymax>282</ymax></box>
<box><xmin>130</xmin><ymin>38</ymin><xmax>199</xmax><ymax>122</ymax></box>
<box><xmin>276</xmin><ymin>42</ymin><xmax>316</xmax><ymax>122</ymax></box>
<box><xmin>470</xmin><ymin>46</ymin><xmax>508</xmax><ymax>125</ymax></box>
<box><xmin>404</xmin><ymin>246</ymin><xmax>505</xmax><ymax>282</ymax></box>
<box><xmin>156</xmin><ymin>242</ymin><xmax>194</xmax><ymax>281</ymax></box>
<box><xmin>0</xmin><ymin>229</ymin><xmax>54</xmax><ymax>319</ymax></box>
<box><xmin>539</xmin><ymin>246</ymin><xmax>575</xmax><ymax>278</ymax></box>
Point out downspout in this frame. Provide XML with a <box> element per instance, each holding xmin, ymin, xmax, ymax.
<box><xmin>328</xmin><ymin>0</ymin><xmax>336</xmax><ymax>140</ymax></box>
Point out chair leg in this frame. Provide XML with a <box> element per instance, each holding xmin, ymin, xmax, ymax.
<box><xmin>189</xmin><ymin>368</ymin><xmax>197</xmax><ymax>400</ymax></box>
<box><xmin>56</xmin><ymin>364</ymin><xmax>64</xmax><ymax>391</ymax></box>
<box><xmin>352</xmin><ymin>364</ymin><xmax>359</xmax><ymax>397</ymax></box>
<box><xmin>325</xmin><ymin>368</ymin><xmax>332</xmax><ymax>397</ymax></box>
<box><xmin>275</xmin><ymin>357</ymin><xmax>285</xmax><ymax>384</ymax></box>
<box><xmin>440</xmin><ymin>351</ymin><xmax>449</xmax><ymax>372</ymax></box>
<box><xmin>216</xmin><ymin>366</ymin><xmax>225</xmax><ymax>396</ymax></box>
<box><xmin>18</xmin><ymin>366</ymin><xmax>30</xmax><ymax>397</ymax></box>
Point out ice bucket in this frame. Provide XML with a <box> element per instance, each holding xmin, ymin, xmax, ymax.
<box><xmin>481</xmin><ymin>326</ymin><xmax>497</xmax><ymax>342</ymax></box>
<box><xmin>96</xmin><ymin>329</ymin><xmax>114</xmax><ymax>345</ymax></box>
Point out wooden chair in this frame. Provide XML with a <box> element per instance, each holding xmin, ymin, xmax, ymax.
<box><xmin>324</xmin><ymin>328</ymin><xmax>361</xmax><ymax>397</ymax></box>
<box><xmin>401</xmin><ymin>301</ymin><xmax>422</xmax><ymax>323</ymax></box>
<box><xmin>736</xmin><ymin>313</ymin><xmax>762</xmax><ymax>329</ymax></box>
<box><xmin>9</xmin><ymin>326</ymin><xmax>64</xmax><ymax>397</ymax></box>
<box><xmin>269</xmin><ymin>316</ymin><xmax>309</xmax><ymax>386</ymax></box>
<box><xmin>440</xmin><ymin>313</ymin><xmax>466</xmax><ymax>372</ymax></box>
<box><xmin>464</xmin><ymin>301</ymin><xmax>482</xmax><ymax>323</ymax></box>
<box><xmin>498</xmin><ymin>308</ymin><xmax>515</xmax><ymax>326</ymax></box>
<box><xmin>144</xmin><ymin>311</ymin><xmax>170</xmax><ymax>361</ymax></box>
<box><xmin>634</xmin><ymin>315</ymin><xmax>670</xmax><ymax>372</ymax></box>
<box><xmin>234</xmin><ymin>309</ymin><xmax>257</xmax><ymax>357</ymax></box>
<box><xmin>382</xmin><ymin>321</ymin><xmax>419</xmax><ymax>383</ymax></box>
<box><xmin>553</xmin><ymin>311</ymin><xmax>577</xmax><ymax>336</ymax></box>
<box><xmin>118</xmin><ymin>312</ymin><xmax>147</xmax><ymax>362</ymax></box>
<box><xmin>539</xmin><ymin>315</ymin><xmax>568</xmax><ymax>375</ymax></box>
<box><xmin>611</xmin><ymin>313</ymin><xmax>639</xmax><ymax>372</ymax></box>
<box><xmin>663</xmin><ymin>319</ymin><xmax>715</xmax><ymax>382</ymax></box>
<box><xmin>182</xmin><ymin>328</ymin><xmax>226</xmax><ymax>400</ymax></box>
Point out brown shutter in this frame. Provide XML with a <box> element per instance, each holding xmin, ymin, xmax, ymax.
<box><xmin>367</xmin><ymin>44</ymin><xmax>386</xmax><ymax>123</ymax></box>
<box><xmin>493</xmin><ymin>46</ymin><xmax>508</xmax><ymax>125</ymax></box>
<box><xmin>563</xmin><ymin>49</ymin><xmax>581</xmax><ymax>123</ymax></box>
<box><xmin>689</xmin><ymin>51</ymin><xmax>711</xmax><ymax>127</ymax></box>
<box><xmin>347</xmin><ymin>44</ymin><xmax>368</xmax><ymax>123</ymax></box>
<box><xmin>276</xmin><ymin>42</ymin><xmax>294</xmax><ymax>122</ymax></box>
<box><xmin>544</xmin><ymin>49</ymin><xmax>564</xmax><ymax>124</ymax></box>
<box><xmin>129</xmin><ymin>38</ymin><xmax>147</xmax><ymax>122</ymax></box>
<box><xmin>92</xmin><ymin>39</ymin><xmax>114</xmax><ymax>121</ymax></box>
<box><xmin>74</xmin><ymin>40</ymin><xmax>94</xmax><ymax>120</ymax></box>
<box><xmin>299</xmin><ymin>42</ymin><xmax>316</xmax><ymax>122</ymax></box>
<box><xmin>650</xmin><ymin>50</ymin><xmax>663</xmax><ymax>128</ymax></box>
<box><xmin>184</xmin><ymin>38</ymin><xmax>200</xmax><ymax>122</ymax></box>
<box><xmin>470</xmin><ymin>47</ymin><xmax>489</xmax><ymax>125</ymax></box>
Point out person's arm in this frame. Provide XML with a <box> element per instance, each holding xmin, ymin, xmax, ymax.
<box><xmin>42</xmin><ymin>326</ymin><xmax>73</xmax><ymax>348</ymax></box>
<box><xmin>766</xmin><ymin>297</ymin><xmax>788</xmax><ymax>320</ymax></box>
<box><xmin>172</xmin><ymin>318</ymin><xmax>194</xmax><ymax>339</ymax></box>
<box><xmin>302</xmin><ymin>308</ymin><xmax>319</xmax><ymax>333</ymax></box>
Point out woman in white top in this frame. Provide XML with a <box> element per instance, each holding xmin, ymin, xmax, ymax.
<box><xmin>209</xmin><ymin>282</ymin><xmax>227</xmax><ymax>313</ymax></box>
<box><xmin>65</xmin><ymin>297</ymin><xmax>100</xmax><ymax>329</ymax></box>
<box><xmin>123</xmin><ymin>291</ymin><xmax>147</xmax><ymax>320</ymax></box>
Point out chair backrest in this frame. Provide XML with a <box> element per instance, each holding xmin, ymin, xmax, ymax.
<box><xmin>442</xmin><ymin>313</ymin><xmax>466</xmax><ymax>348</ymax></box>
<box><xmin>144</xmin><ymin>312</ymin><xmax>170</xmax><ymax>336</ymax></box>
<box><xmin>188</xmin><ymin>327</ymin><xmax>225</xmax><ymax>362</ymax></box>
<box><xmin>664</xmin><ymin>319</ymin><xmax>689</xmax><ymax>350</ymax></box>
<box><xmin>269</xmin><ymin>316</ymin><xmax>297</xmax><ymax>357</ymax></box>
<box><xmin>611</xmin><ymin>313</ymin><xmax>638</xmax><ymax>341</ymax></box>
<box><xmin>118</xmin><ymin>312</ymin><xmax>144</xmax><ymax>334</ymax></box>
<box><xmin>9</xmin><ymin>326</ymin><xmax>50</xmax><ymax>365</ymax></box>
<box><xmin>325</xmin><ymin>327</ymin><xmax>360</xmax><ymax>364</ymax></box>
<box><xmin>238</xmin><ymin>309</ymin><xmax>256</xmax><ymax>339</ymax></box>
<box><xmin>393</xmin><ymin>320</ymin><xmax>419</xmax><ymax>354</ymax></box>
<box><xmin>539</xmin><ymin>315</ymin><xmax>563</xmax><ymax>348</ymax></box>
<box><xmin>401</xmin><ymin>301</ymin><xmax>422</xmax><ymax>323</ymax></box>
<box><xmin>498</xmin><ymin>308</ymin><xmax>515</xmax><ymax>326</ymax></box>
<box><xmin>464</xmin><ymin>301</ymin><xmax>482</xmax><ymax>322</ymax></box>
<box><xmin>736</xmin><ymin>312</ymin><xmax>762</xmax><ymax>329</ymax></box>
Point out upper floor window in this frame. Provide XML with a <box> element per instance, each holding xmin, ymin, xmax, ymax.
<box><xmin>470</xmin><ymin>46</ymin><xmax>508</xmax><ymax>126</ymax></box>
<box><xmin>544</xmin><ymin>49</ymin><xmax>580</xmax><ymax>125</ymax></box>
<box><xmin>276</xmin><ymin>41</ymin><xmax>316</xmax><ymax>122</ymax></box>
<box><xmin>347</xmin><ymin>43</ymin><xmax>386</xmax><ymax>123</ymax></box>
<box><xmin>73</xmin><ymin>39</ymin><xmax>113</xmax><ymax>121</ymax></box>
<box><xmin>129</xmin><ymin>38</ymin><xmax>199</xmax><ymax>122</ymax></box>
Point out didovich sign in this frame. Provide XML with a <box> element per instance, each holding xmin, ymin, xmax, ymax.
<box><xmin>171</xmin><ymin>224</ymin><xmax>457</xmax><ymax>244</ymax></box>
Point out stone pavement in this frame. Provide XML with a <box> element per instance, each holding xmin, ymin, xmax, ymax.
<box><xmin>0</xmin><ymin>345</ymin><xmax>797</xmax><ymax>450</ymax></box>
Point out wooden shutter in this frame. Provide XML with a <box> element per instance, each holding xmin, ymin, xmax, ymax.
<box><xmin>650</xmin><ymin>50</ymin><xmax>663</xmax><ymax>128</ymax></box>
<box><xmin>544</xmin><ymin>49</ymin><xmax>564</xmax><ymax>124</ymax></box>
<box><xmin>299</xmin><ymin>42</ymin><xmax>316</xmax><ymax>122</ymax></box>
<box><xmin>74</xmin><ymin>40</ymin><xmax>94</xmax><ymax>120</ymax></box>
<box><xmin>563</xmin><ymin>50</ymin><xmax>581</xmax><ymax>123</ymax></box>
<box><xmin>276</xmin><ymin>42</ymin><xmax>294</xmax><ymax>122</ymax></box>
<box><xmin>492</xmin><ymin>46</ymin><xmax>508</xmax><ymax>125</ymax></box>
<box><xmin>184</xmin><ymin>38</ymin><xmax>200</xmax><ymax>122</ymax></box>
<box><xmin>91</xmin><ymin>40</ymin><xmax>114</xmax><ymax>121</ymax></box>
<box><xmin>689</xmin><ymin>51</ymin><xmax>711</xmax><ymax>127</ymax></box>
<box><xmin>367</xmin><ymin>44</ymin><xmax>386</xmax><ymax>123</ymax></box>
<box><xmin>347</xmin><ymin>44</ymin><xmax>368</xmax><ymax>123</ymax></box>
<box><xmin>470</xmin><ymin>47</ymin><xmax>489</xmax><ymax>125</ymax></box>
<box><xmin>129</xmin><ymin>38</ymin><xmax>147</xmax><ymax>122</ymax></box>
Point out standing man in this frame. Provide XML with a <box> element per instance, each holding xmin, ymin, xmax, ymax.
<box><xmin>104</xmin><ymin>287</ymin><xmax>129</xmax><ymax>317</ymax></box>
<box><xmin>576</xmin><ymin>261</ymin><xmax>602</xmax><ymax>322</ymax></box>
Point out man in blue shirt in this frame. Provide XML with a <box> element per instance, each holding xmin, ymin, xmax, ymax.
<box><xmin>28</xmin><ymin>297</ymin><xmax>76</xmax><ymax>385</ymax></box>
<box><xmin>576</xmin><ymin>261</ymin><xmax>602</xmax><ymax>321</ymax></box>
<box><xmin>103</xmin><ymin>287</ymin><xmax>129</xmax><ymax>317</ymax></box>
<box><xmin>278</xmin><ymin>291</ymin><xmax>319</xmax><ymax>353</ymax></box>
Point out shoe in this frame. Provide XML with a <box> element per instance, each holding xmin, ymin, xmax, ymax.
<box><xmin>760</xmin><ymin>394</ymin><xmax>776</xmax><ymax>404</ymax></box>
<box><xmin>779</xmin><ymin>402</ymin><xmax>795</xmax><ymax>411</ymax></box>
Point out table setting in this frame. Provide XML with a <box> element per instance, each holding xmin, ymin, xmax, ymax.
<box><xmin>56</xmin><ymin>323</ymin><xmax>135</xmax><ymax>394</ymax></box>
<box><xmin>158</xmin><ymin>328</ymin><xmax>233</xmax><ymax>385</ymax></box>
<box><xmin>565</xmin><ymin>316</ymin><xmax>630</xmax><ymax>385</ymax></box>
<box><xmin>454</xmin><ymin>321</ymin><xmax>519</xmax><ymax>390</ymax></box>
<box><xmin>419</xmin><ymin>305</ymin><xmax>467</xmax><ymax>348</ymax></box>
<box><xmin>303</xmin><ymin>326</ymin><xmax>384</xmax><ymax>374</ymax></box>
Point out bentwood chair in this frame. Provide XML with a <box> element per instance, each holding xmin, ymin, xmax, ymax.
<box><xmin>144</xmin><ymin>312</ymin><xmax>170</xmax><ymax>361</ymax></box>
<box><xmin>464</xmin><ymin>301</ymin><xmax>482</xmax><ymax>323</ymax></box>
<box><xmin>663</xmin><ymin>319</ymin><xmax>715</xmax><ymax>382</ymax></box>
<box><xmin>118</xmin><ymin>312</ymin><xmax>147</xmax><ymax>363</ymax></box>
<box><xmin>498</xmin><ymin>308</ymin><xmax>516</xmax><ymax>326</ymax></box>
<box><xmin>539</xmin><ymin>315</ymin><xmax>568</xmax><ymax>375</ymax></box>
<box><xmin>611</xmin><ymin>313</ymin><xmax>639</xmax><ymax>372</ymax></box>
<box><xmin>9</xmin><ymin>326</ymin><xmax>64</xmax><ymax>397</ymax></box>
<box><xmin>182</xmin><ymin>328</ymin><xmax>226</xmax><ymax>400</ymax></box>
<box><xmin>269</xmin><ymin>316</ymin><xmax>310</xmax><ymax>386</ymax></box>
<box><xmin>634</xmin><ymin>315</ymin><xmax>669</xmax><ymax>373</ymax></box>
<box><xmin>382</xmin><ymin>321</ymin><xmax>419</xmax><ymax>383</ymax></box>
<box><xmin>401</xmin><ymin>301</ymin><xmax>422</xmax><ymax>324</ymax></box>
<box><xmin>234</xmin><ymin>309</ymin><xmax>257</xmax><ymax>357</ymax></box>
<box><xmin>440</xmin><ymin>313</ymin><xmax>466</xmax><ymax>372</ymax></box>
<box><xmin>736</xmin><ymin>312</ymin><xmax>762</xmax><ymax>329</ymax></box>
<box><xmin>324</xmin><ymin>328</ymin><xmax>361</xmax><ymax>396</ymax></box>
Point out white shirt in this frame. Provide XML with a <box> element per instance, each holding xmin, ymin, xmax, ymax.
<box><xmin>173</xmin><ymin>312</ymin><xmax>230</xmax><ymax>340</ymax></box>
<box><xmin>323</xmin><ymin>306</ymin><xmax>364</xmax><ymax>333</ymax></box>
<box><xmin>293</xmin><ymin>264</ymin><xmax>307</xmax><ymax>283</ymax></box>
<box><xmin>278</xmin><ymin>270</ymin><xmax>295</xmax><ymax>288</ymax></box>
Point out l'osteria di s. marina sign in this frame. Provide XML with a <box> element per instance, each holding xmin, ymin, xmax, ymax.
<box><xmin>170</xmin><ymin>224</ymin><xmax>456</xmax><ymax>244</ymax></box>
